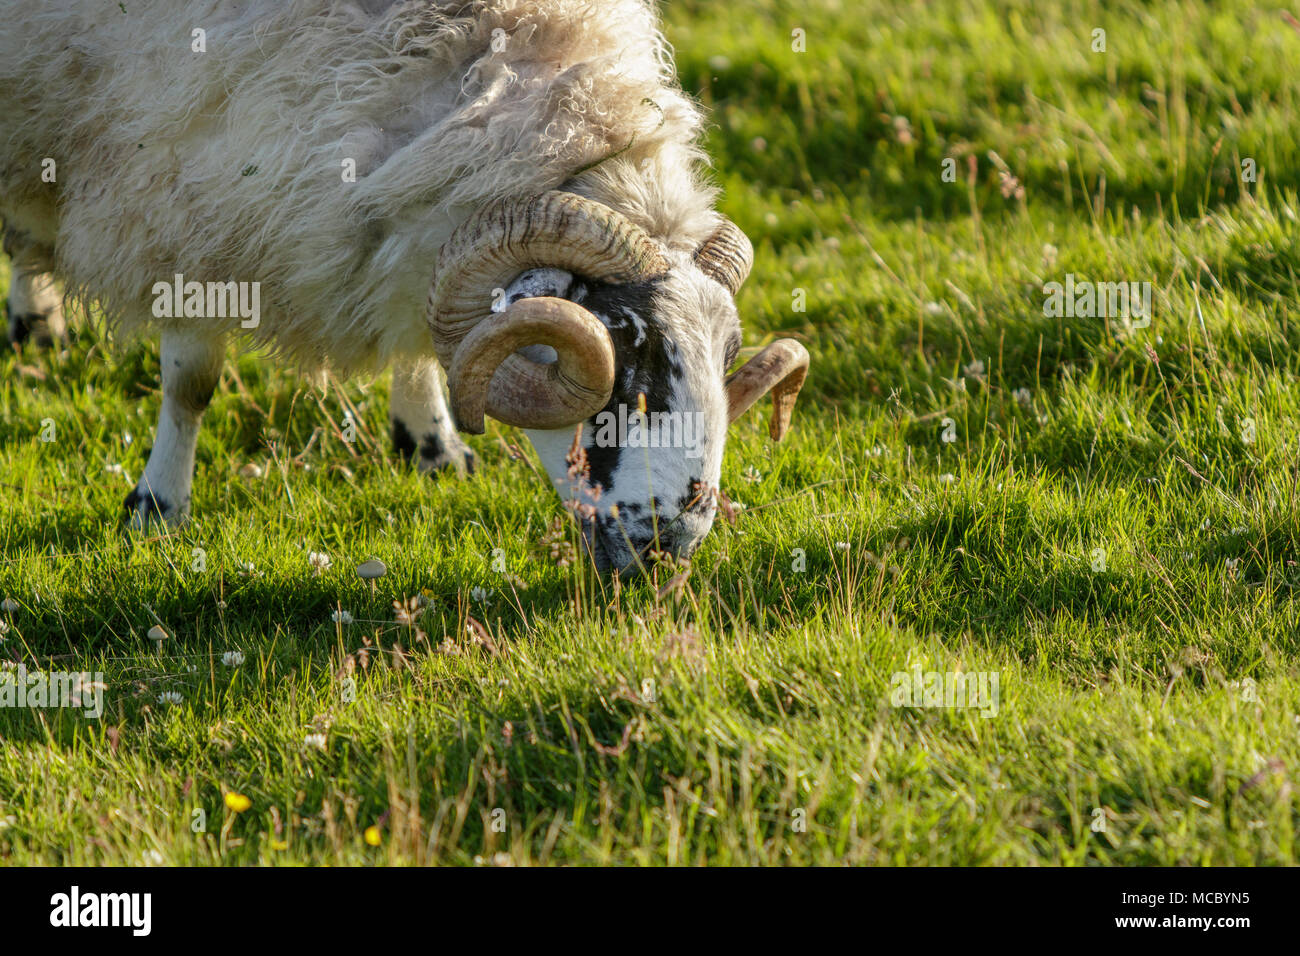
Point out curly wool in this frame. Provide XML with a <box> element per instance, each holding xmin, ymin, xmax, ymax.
<box><xmin>0</xmin><ymin>0</ymin><xmax>719</xmax><ymax>374</ymax></box>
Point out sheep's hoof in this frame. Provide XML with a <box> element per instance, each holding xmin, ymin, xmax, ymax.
<box><xmin>123</xmin><ymin>486</ymin><xmax>189</xmax><ymax>530</ymax></box>
<box><xmin>5</xmin><ymin>302</ymin><xmax>63</xmax><ymax>349</ymax></box>
<box><xmin>391</xmin><ymin>419</ymin><xmax>476</xmax><ymax>477</ymax></box>
<box><xmin>418</xmin><ymin>441</ymin><xmax>476</xmax><ymax>478</ymax></box>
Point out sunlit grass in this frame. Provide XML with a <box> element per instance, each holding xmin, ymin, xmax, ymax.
<box><xmin>1</xmin><ymin>0</ymin><xmax>1298</xmax><ymax>864</ymax></box>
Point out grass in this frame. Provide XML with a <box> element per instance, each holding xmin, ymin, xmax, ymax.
<box><xmin>2</xmin><ymin>0</ymin><xmax>1300</xmax><ymax>865</ymax></box>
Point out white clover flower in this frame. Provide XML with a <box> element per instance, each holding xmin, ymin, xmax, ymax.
<box><xmin>222</xmin><ymin>650</ymin><xmax>245</xmax><ymax>667</ymax></box>
<box><xmin>835</xmin><ymin>541</ymin><xmax>851</xmax><ymax>552</ymax></box>
<box><xmin>742</xmin><ymin>465</ymin><xmax>763</xmax><ymax>484</ymax></box>
<box><xmin>304</xmin><ymin>733</ymin><xmax>327</xmax><ymax>750</ymax></box>
<box><xmin>962</xmin><ymin>359</ymin><xmax>986</xmax><ymax>378</ymax></box>
<box><xmin>0</xmin><ymin>620</ymin><xmax>8</xmax><ymax>638</ymax></box>
<box><xmin>1012</xmin><ymin>388</ymin><xmax>1032</xmax><ymax>406</ymax></box>
<box><xmin>939</xmin><ymin>473</ymin><xmax>956</xmax><ymax>484</ymax></box>
<box><xmin>308</xmin><ymin>551</ymin><xmax>332</xmax><ymax>574</ymax></box>
<box><xmin>471</xmin><ymin>586</ymin><xmax>493</xmax><ymax>603</ymax></box>
<box><xmin>331</xmin><ymin>609</ymin><xmax>354</xmax><ymax>625</ymax></box>
<box><xmin>157</xmin><ymin>691</ymin><xmax>183</xmax><ymax>706</ymax></box>
<box><xmin>923</xmin><ymin>301</ymin><xmax>944</xmax><ymax>317</ymax></box>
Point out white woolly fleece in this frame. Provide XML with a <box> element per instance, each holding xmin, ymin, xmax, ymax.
<box><xmin>0</xmin><ymin>0</ymin><xmax>721</xmax><ymax>375</ymax></box>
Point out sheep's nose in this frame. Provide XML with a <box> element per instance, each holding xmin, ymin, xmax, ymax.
<box><xmin>621</xmin><ymin>517</ymin><xmax>710</xmax><ymax>566</ymax></box>
<box><xmin>584</xmin><ymin>524</ymin><xmax>697</xmax><ymax>576</ymax></box>
<box><xmin>628</xmin><ymin>530</ymin><xmax>689</xmax><ymax>563</ymax></box>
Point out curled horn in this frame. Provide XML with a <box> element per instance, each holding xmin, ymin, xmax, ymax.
<box><xmin>725</xmin><ymin>339</ymin><xmax>810</xmax><ymax>441</ymax></box>
<box><xmin>446</xmin><ymin>297</ymin><xmax>616</xmax><ymax>433</ymax></box>
<box><xmin>699</xmin><ymin>218</ymin><xmax>807</xmax><ymax>441</ymax></box>
<box><xmin>693</xmin><ymin>217</ymin><xmax>753</xmax><ymax>293</ymax></box>
<box><xmin>426</xmin><ymin>191</ymin><xmax>669</xmax><ymax>433</ymax></box>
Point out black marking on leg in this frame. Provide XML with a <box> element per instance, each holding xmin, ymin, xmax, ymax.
<box><xmin>393</xmin><ymin>416</ymin><xmax>474</xmax><ymax>476</ymax></box>
<box><xmin>391</xmin><ymin>418</ymin><xmax>417</xmax><ymax>460</ymax></box>
<box><xmin>123</xmin><ymin>486</ymin><xmax>174</xmax><ymax>524</ymax></box>
<box><xmin>418</xmin><ymin>432</ymin><xmax>445</xmax><ymax>463</ymax></box>
<box><xmin>417</xmin><ymin>431</ymin><xmax>477</xmax><ymax>475</ymax></box>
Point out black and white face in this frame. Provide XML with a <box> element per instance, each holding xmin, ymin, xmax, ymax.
<box><xmin>498</xmin><ymin>262</ymin><xmax>742</xmax><ymax>575</ymax></box>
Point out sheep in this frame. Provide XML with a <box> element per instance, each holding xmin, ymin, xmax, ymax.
<box><xmin>3</xmin><ymin>232</ymin><xmax>64</xmax><ymax>347</ymax></box>
<box><xmin>0</xmin><ymin>0</ymin><xmax>809</xmax><ymax>574</ymax></box>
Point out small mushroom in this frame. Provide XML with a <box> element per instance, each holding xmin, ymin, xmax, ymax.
<box><xmin>357</xmin><ymin>558</ymin><xmax>387</xmax><ymax>596</ymax></box>
<box><xmin>357</xmin><ymin>558</ymin><xmax>386</xmax><ymax>579</ymax></box>
<box><xmin>147</xmin><ymin>624</ymin><xmax>168</xmax><ymax>646</ymax></box>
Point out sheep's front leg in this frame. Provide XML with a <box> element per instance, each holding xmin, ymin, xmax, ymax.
<box><xmin>5</xmin><ymin>269</ymin><xmax>65</xmax><ymax>347</ymax></box>
<box><xmin>389</xmin><ymin>357</ymin><xmax>475</xmax><ymax>476</ymax></box>
<box><xmin>124</xmin><ymin>329</ymin><xmax>225</xmax><ymax>528</ymax></box>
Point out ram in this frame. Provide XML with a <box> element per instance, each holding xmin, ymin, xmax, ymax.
<box><xmin>0</xmin><ymin>0</ymin><xmax>809</xmax><ymax>574</ymax></box>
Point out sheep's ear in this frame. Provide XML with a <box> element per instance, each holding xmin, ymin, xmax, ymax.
<box><xmin>694</xmin><ymin>218</ymin><xmax>753</xmax><ymax>294</ymax></box>
<box><xmin>495</xmin><ymin>268</ymin><xmax>576</xmax><ymax>311</ymax></box>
